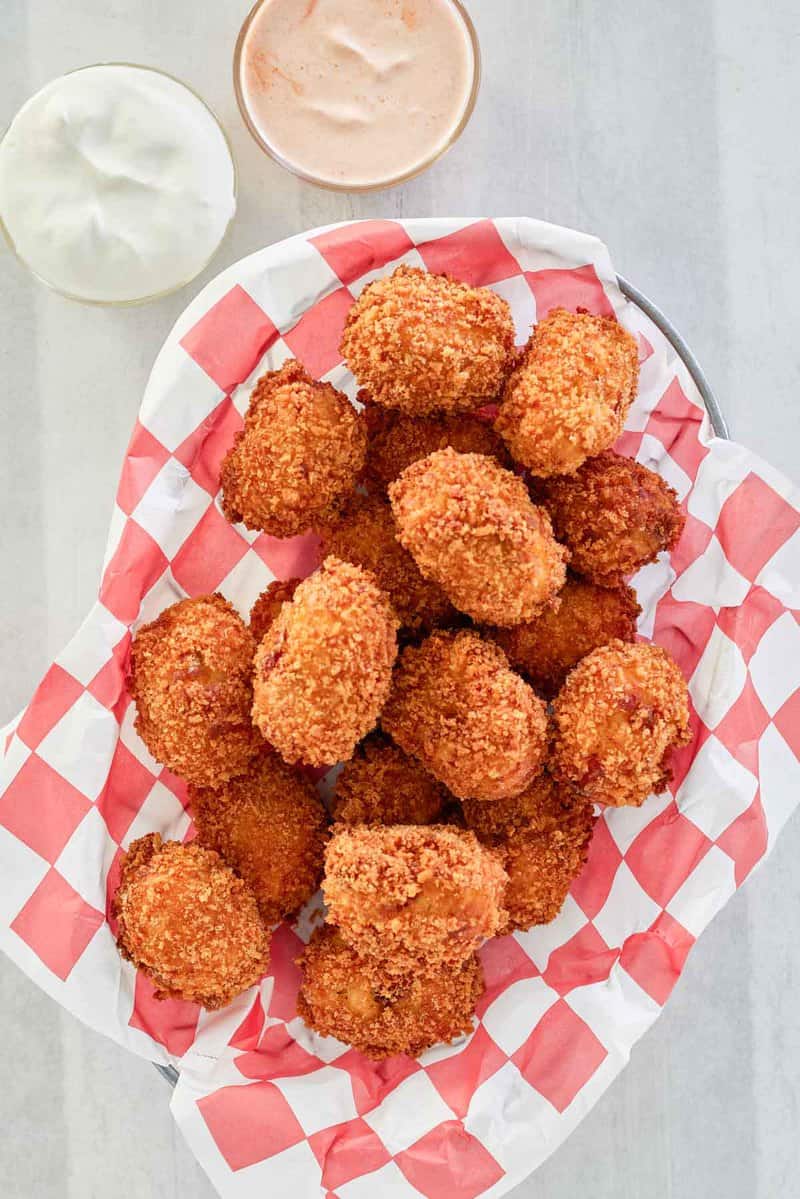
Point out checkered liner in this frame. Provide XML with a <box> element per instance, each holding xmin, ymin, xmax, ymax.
<box><xmin>1</xmin><ymin>219</ymin><xmax>798</xmax><ymax>1199</ymax></box>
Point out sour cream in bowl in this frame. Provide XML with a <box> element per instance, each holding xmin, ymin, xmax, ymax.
<box><xmin>0</xmin><ymin>64</ymin><xmax>236</xmax><ymax>304</ymax></box>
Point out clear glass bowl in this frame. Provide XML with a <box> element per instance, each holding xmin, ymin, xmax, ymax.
<box><xmin>233</xmin><ymin>0</ymin><xmax>481</xmax><ymax>192</ymax></box>
<box><xmin>0</xmin><ymin>63</ymin><xmax>238</xmax><ymax>307</ymax></box>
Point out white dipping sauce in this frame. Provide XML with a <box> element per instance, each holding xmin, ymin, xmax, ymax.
<box><xmin>0</xmin><ymin>65</ymin><xmax>236</xmax><ymax>303</ymax></box>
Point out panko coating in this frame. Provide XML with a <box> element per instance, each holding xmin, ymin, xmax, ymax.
<box><xmin>341</xmin><ymin>266</ymin><xmax>516</xmax><ymax>416</ymax></box>
<box><xmin>381</xmin><ymin>630</ymin><xmax>549</xmax><ymax>802</ymax></box>
<box><xmin>317</xmin><ymin>492</ymin><xmax>454</xmax><ymax>634</ymax></box>
<box><xmin>249</xmin><ymin>578</ymin><xmax>300</xmax><ymax>645</ymax></box>
<box><xmin>220</xmin><ymin>360</ymin><xmax>366</xmax><ymax>537</ymax></box>
<box><xmin>323</xmin><ymin>824</ymin><xmax>507</xmax><ymax>975</ymax></box>
<box><xmin>486</xmin><ymin>575</ymin><xmax>641</xmax><ymax>698</ymax></box>
<box><xmin>552</xmin><ymin>639</ymin><xmax>691</xmax><ymax>807</ymax></box>
<box><xmin>252</xmin><ymin>556</ymin><xmax>398</xmax><ymax>767</ymax></box>
<box><xmin>496</xmin><ymin>308</ymin><xmax>639</xmax><ymax>476</ymax></box>
<box><xmin>332</xmin><ymin>733</ymin><xmax>449</xmax><ymax>826</ymax></box>
<box><xmin>129</xmin><ymin>594</ymin><xmax>260</xmax><ymax>788</ymax></box>
<box><xmin>297</xmin><ymin>928</ymin><xmax>482</xmax><ymax>1059</ymax></box>
<box><xmin>463</xmin><ymin>774</ymin><xmax>596</xmax><ymax>930</ymax></box>
<box><xmin>113</xmin><ymin>835</ymin><xmax>270</xmax><ymax>1009</ymax></box>
<box><xmin>361</xmin><ymin>403</ymin><xmax>511</xmax><ymax>493</ymax></box>
<box><xmin>537</xmin><ymin>451</ymin><xmax>685</xmax><ymax>585</ymax></box>
<box><xmin>190</xmin><ymin>749</ymin><xmax>328</xmax><ymax>925</ymax></box>
<box><xmin>389</xmin><ymin>448</ymin><xmax>568</xmax><ymax>626</ymax></box>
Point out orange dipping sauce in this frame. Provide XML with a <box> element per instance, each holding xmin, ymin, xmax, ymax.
<box><xmin>235</xmin><ymin>0</ymin><xmax>478</xmax><ymax>190</ymax></box>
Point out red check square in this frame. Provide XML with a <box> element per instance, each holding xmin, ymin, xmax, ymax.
<box><xmin>542</xmin><ymin>923</ymin><xmax>618</xmax><ymax>996</ymax></box>
<box><xmin>512</xmin><ymin>999</ymin><xmax>607</xmax><ymax>1113</ymax></box>
<box><xmin>180</xmin><ymin>285</ymin><xmax>279</xmax><ymax>393</ymax></box>
<box><xmin>282</xmin><ymin>286</ymin><xmax>354</xmax><ymax>379</ymax></box>
<box><xmin>645</xmin><ymin>378</ymin><xmax>708</xmax><ymax>484</ymax></box>
<box><xmin>0</xmin><ymin>753</ymin><xmax>91</xmax><ymax>864</ymax></box>
<box><xmin>570</xmin><ymin>817</ymin><xmax>623</xmax><ymax>921</ymax></box>
<box><xmin>426</xmin><ymin>1025</ymin><xmax>507</xmax><ymax>1119</ymax></box>
<box><xmin>235</xmin><ymin>1024</ymin><xmax>319</xmax><ymax>1081</ymax></box>
<box><xmin>174</xmin><ymin>397</ymin><xmax>244</xmax><ymax>496</ymax></box>
<box><xmin>87</xmin><ymin>634</ymin><xmax>132</xmax><ymax>725</ymax></box>
<box><xmin>99</xmin><ymin>519</ymin><xmax>169</xmax><ymax>625</ymax></box>
<box><xmin>340</xmin><ymin>1050</ymin><xmax>419</xmax><ymax>1117</ymax></box>
<box><xmin>774</xmin><ymin>688</ymin><xmax>800</xmax><ymax>759</ymax></box>
<box><xmin>129</xmin><ymin>969</ymin><xmax>201</xmax><ymax>1058</ymax></box>
<box><xmin>116</xmin><ymin>421</ymin><xmax>171</xmax><ymax>515</ymax></box>
<box><xmin>716</xmin><ymin>792</ymin><xmax>768</xmax><ymax>886</ymax></box>
<box><xmin>476</xmin><ymin>934</ymin><xmax>538</xmax><ymax>1016</ymax></box>
<box><xmin>311</xmin><ymin>220</ymin><xmax>415</xmax><ymax>286</ymax></box>
<box><xmin>418</xmin><ymin>220</ymin><xmax>520</xmax><ymax>285</ymax></box>
<box><xmin>198</xmin><ymin>1080</ymin><xmax>305</xmax><ymax>1171</ymax></box>
<box><xmin>96</xmin><ymin>740</ymin><xmax>158</xmax><ymax>844</ymax></box>
<box><xmin>252</xmin><ymin>532</ymin><xmax>323</xmax><ymax>581</ymax></box>
<box><xmin>717</xmin><ymin>473</ymin><xmax>800</xmax><ymax>582</ymax></box>
<box><xmin>16</xmin><ymin>664</ymin><xmax>84</xmax><ymax>751</ymax></box>
<box><xmin>309</xmin><ymin>1118</ymin><xmax>391</xmax><ymax>1191</ymax></box>
<box><xmin>620</xmin><ymin>911</ymin><xmax>695</xmax><ymax>1006</ymax></box>
<box><xmin>230</xmin><ymin>993</ymin><xmax>266</xmax><ymax>1052</ymax></box>
<box><xmin>396</xmin><ymin>1121</ymin><xmax>504</xmax><ymax>1199</ymax></box>
<box><xmin>525</xmin><ymin>263</ymin><xmax>616</xmax><ymax>319</ymax></box>
<box><xmin>713</xmin><ymin>676</ymin><xmax>771</xmax><ymax>775</ymax></box>
<box><xmin>653</xmin><ymin>593</ymin><xmax>716</xmax><ymax>684</ymax></box>
<box><xmin>11</xmin><ymin>869</ymin><xmax>104</xmax><ymax>980</ymax></box>
<box><xmin>266</xmin><ymin>923</ymin><xmax>305</xmax><ymax>1022</ymax></box>
<box><xmin>716</xmin><ymin>585</ymin><xmax>785</xmax><ymax>665</ymax></box>
<box><xmin>171</xmin><ymin>504</ymin><xmax>249</xmax><ymax>595</ymax></box>
<box><xmin>625</xmin><ymin>802</ymin><xmax>712</xmax><ymax>907</ymax></box>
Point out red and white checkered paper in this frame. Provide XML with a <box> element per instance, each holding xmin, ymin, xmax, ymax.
<box><xmin>1</xmin><ymin>218</ymin><xmax>798</xmax><ymax>1199</ymax></box>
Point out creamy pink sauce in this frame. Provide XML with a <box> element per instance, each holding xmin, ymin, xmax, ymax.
<box><xmin>239</xmin><ymin>0</ymin><xmax>475</xmax><ymax>187</ymax></box>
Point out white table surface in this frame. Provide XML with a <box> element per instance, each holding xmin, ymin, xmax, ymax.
<box><xmin>2</xmin><ymin>2</ymin><xmax>799</xmax><ymax>1196</ymax></box>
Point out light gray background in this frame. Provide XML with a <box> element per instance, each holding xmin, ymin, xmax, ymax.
<box><xmin>1</xmin><ymin>2</ymin><xmax>798</xmax><ymax>1196</ymax></box>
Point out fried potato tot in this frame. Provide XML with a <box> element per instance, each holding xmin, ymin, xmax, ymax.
<box><xmin>341</xmin><ymin>266</ymin><xmax>515</xmax><ymax>415</ymax></box>
<box><xmin>190</xmin><ymin>749</ymin><xmax>328</xmax><ymax>925</ymax></box>
<box><xmin>552</xmin><ymin>640</ymin><xmax>691</xmax><ymax>806</ymax></box>
<box><xmin>249</xmin><ymin>578</ymin><xmax>301</xmax><ymax>645</ymax></box>
<box><xmin>361</xmin><ymin>403</ymin><xmax>510</xmax><ymax>492</ymax></box>
<box><xmin>129</xmin><ymin>594</ymin><xmax>260</xmax><ymax>788</ymax></box>
<box><xmin>220</xmin><ymin>360</ymin><xmax>366</xmax><ymax>536</ymax></box>
<box><xmin>463</xmin><ymin>774</ymin><xmax>596</xmax><ymax>930</ymax></box>
<box><xmin>389</xmin><ymin>448</ymin><xmax>568</xmax><ymax>626</ymax></box>
<box><xmin>382</xmin><ymin>629</ymin><xmax>549</xmax><ymax>802</ymax></box>
<box><xmin>537</xmin><ymin>451</ymin><xmax>685</xmax><ymax>585</ymax></box>
<box><xmin>113</xmin><ymin>835</ymin><xmax>270</xmax><ymax>1009</ymax></box>
<box><xmin>332</xmin><ymin>734</ymin><xmax>449</xmax><ymax>826</ymax></box>
<box><xmin>486</xmin><ymin>575</ymin><xmax>641</xmax><ymax>697</ymax></box>
<box><xmin>317</xmin><ymin>492</ymin><xmax>454</xmax><ymax>634</ymax></box>
<box><xmin>252</xmin><ymin>557</ymin><xmax>398</xmax><ymax>767</ymax></box>
<box><xmin>323</xmin><ymin>824</ymin><xmax>507</xmax><ymax>975</ymax></box>
<box><xmin>496</xmin><ymin>308</ymin><xmax>639</xmax><ymax>476</ymax></box>
<box><xmin>297</xmin><ymin>928</ymin><xmax>482</xmax><ymax>1059</ymax></box>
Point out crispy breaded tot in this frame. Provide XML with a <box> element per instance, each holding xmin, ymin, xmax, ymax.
<box><xmin>129</xmin><ymin>594</ymin><xmax>260</xmax><ymax>788</ymax></box>
<box><xmin>537</xmin><ymin>451</ymin><xmax>684</xmax><ymax>585</ymax></box>
<box><xmin>382</xmin><ymin>630</ymin><xmax>549</xmax><ymax>801</ymax></box>
<box><xmin>496</xmin><ymin>308</ymin><xmax>639</xmax><ymax>476</ymax></box>
<box><xmin>220</xmin><ymin>360</ymin><xmax>366</xmax><ymax>536</ymax></box>
<box><xmin>298</xmin><ymin>928</ymin><xmax>482</xmax><ymax>1059</ymax></box>
<box><xmin>551</xmin><ymin>640</ymin><xmax>691</xmax><ymax>807</ymax></box>
<box><xmin>323</xmin><ymin>824</ymin><xmax>507</xmax><ymax>975</ymax></box>
<box><xmin>486</xmin><ymin>575</ymin><xmax>641</xmax><ymax>698</ymax></box>
<box><xmin>191</xmin><ymin>749</ymin><xmax>328</xmax><ymax>925</ymax></box>
<box><xmin>252</xmin><ymin>557</ymin><xmax>398</xmax><ymax>767</ymax></box>
<box><xmin>389</xmin><ymin>449</ymin><xmax>568</xmax><ymax>626</ymax></box>
<box><xmin>341</xmin><ymin>266</ymin><xmax>515</xmax><ymax>416</ymax></box>
<box><xmin>113</xmin><ymin>835</ymin><xmax>270</xmax><ymax>1009</ymax></box>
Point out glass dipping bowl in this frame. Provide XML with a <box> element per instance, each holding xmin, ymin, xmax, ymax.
<box><xmin>0</xmin><ymin>63</ymin><xmax>237</xmax><ymax>306</ymax></box>
<box><xmin>233</xmin><ymin>0</ymin><xmax>481</xmax><ymax>192</ymax></box>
